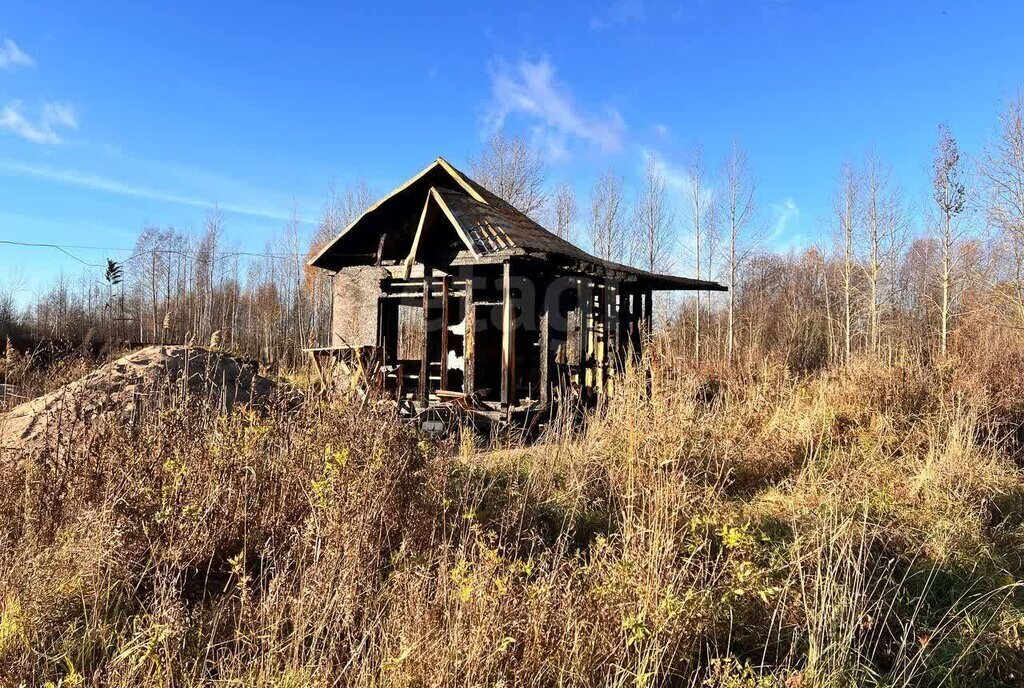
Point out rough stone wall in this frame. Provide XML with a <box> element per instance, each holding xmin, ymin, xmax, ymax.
<box><xmin>332</xmin><ymin>266</ymin><xmax>383</xmax><ymax>347</ymax></box>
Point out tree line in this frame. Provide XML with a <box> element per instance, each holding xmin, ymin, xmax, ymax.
<box><xmin>6</xmin><ymin>93</ymin><xmax>1024</xmax><ymax>371</ymax></box>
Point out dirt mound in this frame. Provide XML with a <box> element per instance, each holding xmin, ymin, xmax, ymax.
<box><xmin>1</xmin><ymin>345</ymin><xmax>289</xmax><ymax>460</ymax></box>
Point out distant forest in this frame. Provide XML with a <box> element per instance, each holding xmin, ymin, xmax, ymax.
<box><xmin>5</xmin><ymin>93</ymin><xmax>1024</xmax><ymax>371</ymax></box>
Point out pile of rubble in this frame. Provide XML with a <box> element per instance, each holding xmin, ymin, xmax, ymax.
<box><xmin>1</xmin><ymin>345</ymin><xmax>287</xmax><ymax>460</ymax></box>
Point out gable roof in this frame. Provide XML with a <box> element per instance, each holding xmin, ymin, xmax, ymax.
<box><xmin>309</xmin><ymin>157</ymin><xmax>725</xmax><ymax>291</ymax></box>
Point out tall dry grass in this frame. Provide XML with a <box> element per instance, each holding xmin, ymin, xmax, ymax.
<box><xmin>2</xmin><ymin>349</ymin><xmax>1024</xmax><ymax>686</ymax></box>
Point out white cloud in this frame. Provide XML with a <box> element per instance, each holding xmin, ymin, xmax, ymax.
<box><xmin>486</xmin><ymin>57</ymin><xmax>626</xmax><ymax>155</ymax></box>
<box><xmin>770</xmin><ymin>197</ymin><xmax>800</xmax><ymax>239</ymax></box>
<box><xmin>0</xmin><ymin>101</ymin><xmax>78</xmax><ymax>144</ymax></box>
<box><xmin>652</xmin><ymin>123</ymin><xmax>670</xmax><ymax>138</ymax></box>
<box><xmin>0</xmin><ymin>38</ymin><xmax>33</xmax><ymax>70</ymax></box>
<box><xmin>0</xmin><ymin>159</ymin><xmax>299</xmax><ymax>222</ymax></box>
<box><xmin>590</xmin><ymin>0</ymin><xmax>645</xmax><ymax>31</ymax></box>
<box><xmin>643</xmin><ymin>150</ymin><xmax>693</xmax><ymax>192</ymax></box>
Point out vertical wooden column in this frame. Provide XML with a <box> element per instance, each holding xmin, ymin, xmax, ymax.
<box><xmin>501</xmin><ymin>262</ymin><xmax>516</xmax><ymax>407</ymax></box>
<box><xmin>594</xmin><ymin>278</ymin><xmax>606</xmax><ymax>396</ymax></box>
<box><xmin>329</xmin><ymin>271</ymin><xmax>337</xmax><ymax>347</ymax></box>
<box><xmin>606</xmin><ymin>282</ymin><xmax>619</xmax><ymax>396</ymax></box>
<box><xmin>539</xmin><ymin>279</ymin><xmax>550</xmax><ymax>407</ymax></box>
<box><xmin>439</xmin><ymin>275</ymin><xmax>450</xmax><ymax>391</ymax></box>
<box><xmin>463</xmin><ymin>275</ymin><xmax>475</xmax><ymax>397</ymax></box>
<box><xmin>575</xmin><ymin>278</ymin><xmax>589</xmax><ymax>395</ymax></box>
<box><xmin>375</xmin><ymin>297</ymin><xmax>386</xmax><ymax>360</ymax></box>
<box><xmin>642</xmin><ymin>288</ymin><xmax>654</xmax><ymax>396</ymax></box>
<box><xmin>642</xmin><ymin>288</ymin><xmax>653</xmax><ymax>356</ymax></box>
<box><xmin>630</xmin><ymin>291</ymin><xmax>642</xmax><ymax>357</ymax></box>
<box><xmin>617</xmin><ymin>285</ymin><xmax>631</xmax><ymax>364</ymax></box>
<box><xmin>419</xmin><ymin>266</ymin><xmax>432</xmax><ymax>404</ymax></box>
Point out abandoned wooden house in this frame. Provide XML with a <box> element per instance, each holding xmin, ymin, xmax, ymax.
<box><xmin>308</xmin><ymin>157</ymin><xmax>725</xmax><ymax>420</ymax></box>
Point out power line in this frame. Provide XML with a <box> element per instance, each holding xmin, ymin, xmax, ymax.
<box><xmin>0</xmin><ymin>239</ymin><xmax>307</xmax><ymax>266</ymax></box>
<box><xmin>0</xmin><ymin>240</ymin><xmax>106</xmax><ymax>267</ymax></box>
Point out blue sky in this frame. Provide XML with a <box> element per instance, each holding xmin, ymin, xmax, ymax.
<box><xmin>2</xmin><ymin>1</ymin><xmax>1024</xmax><ymax>300</ymax></box>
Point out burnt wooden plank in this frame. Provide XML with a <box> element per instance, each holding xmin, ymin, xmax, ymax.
<box><xmin>630</xmin><ymin>291</ymin><xmax>642</xmax><ymax>358</ymax></box>
<box><xmin>576</xmin><ymin>278</ymin><xmax>588</xmax><ymax>394</ymax></box>
<box><xmin>501</xmin><ymin>262</ymin><xmax>515</xmax><ymax>407</ymax></box>
<box><xmin>464</xmin><ymin>277</ymin><xmax>475</xmax><ymax>396</ymax></box>
<box><xmin>419</xmin><ymin>266</ymin><xmax>432</xmax><ymax>404</ymax></box>
<box><xmin>615</xmin><ymin>285</ymin><xmax>629</xmax><ymax>367</ymax></box>
<box><xmin>440</xmin><ymin>275</ymin><xmax>450</xmax><ymax>391</ymax></box>
<box><xmin>595</xmin><ymin>278</ymin><xmax>606</xmax><ymax>395</ymax></box>
<box><xmin>606</xmin><ymin>282</ymin><xmax>618</xmax><ymax>395</ymax></box>
<box><xmin>539</xmin><ymin>282</ymin><xmax>550</xmax><ymax>407</ymax></box>
<box><xmin>643</xmin><ymin>289</ymin><xmax>653</xmax><ymax>341</ymax></box>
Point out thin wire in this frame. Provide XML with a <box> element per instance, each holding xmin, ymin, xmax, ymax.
<box><xmin>0</xmin><ymin>239</ymin><xmax>306</xmax><ymax>266</ymax></box>
<box><xmin>0</xmin><ymin>240</ymin><xmax>106</xmax><ymax>267</ymax></box>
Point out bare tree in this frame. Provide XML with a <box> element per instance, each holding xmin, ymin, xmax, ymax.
<box><xmin>833</xmin><ymin>161</ymin><xmax>859</xmax><ymax>362</ymax></box>
<box><xmin>589</xmin><ymin>167</ymin><xmax>628</xmax><ymax>263</ymax></box>
<box><xmin>195</xmin><ymin>208</ymin><xmax>223</xmax><ymax>340</ymax></box>
<box><xmin>306</xmin><ymin>181</ymin><xmax>374</xmax><ymax>343</ymax></box>
<box><xmin>685</xmin><ymin>145</ymin><xmax>712</xmax><ymax>361</ymax></box>
<box><xmin>721</xmin><ymin>142</ymin><xmax>758</xmax><ymax>358</ymax></box>
<box><xmin>704</xmin><ymin>195</ymin><xmax>723</xmax><ymax>359</ymax></box>
<box><xmin>980</xmin><ymin>93</ymin><xmax>1024</xmax><ymax>325</ymax></box>
<box><xmin>546</xmin><ymin>181</ymin><xmax>579</xmax><ymax>243</ymax></box>
<box><xmin>860</xmin><ymin>151</ymin><xmax>907</xmax><ymax>355</ymax></box>
<box><xmin>131</xmin><ymin>226</ymin><xmax>171</xmax><ymax>342</ymax></box>
<box><xmin>633</xmin><ymin>155</ymin><xmax>676</xmax><ymax>273</ymax></box>
<box><xmin>470</xmin><ymin>132</ymin><xmax>548</xmax><ymax>218</ymax></box>
<box><xmin>308</xmin><ymin>180</ymin><xmax>374</xmax><ymax>259</ymax></box>
<box><xmin>931</xmin><ymin>124</ymin><xmax>969</xmax><ymax>358</ymax></box>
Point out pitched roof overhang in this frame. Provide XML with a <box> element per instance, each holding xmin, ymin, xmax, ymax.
<box><xmin>309</xmin><ymin>156</ymin><xmax>727</xmax><ymax>292</ymax></box>
<box><xmin>307</xmin><ymin>158</ymin><xmax>485</xmax><ymax>270</ymax></box>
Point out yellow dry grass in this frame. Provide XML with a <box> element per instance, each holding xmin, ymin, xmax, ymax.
<box><xmin>1</xmin><ymin>349</ymin><xmax>1023</xmax><ymax>687</ymax></box>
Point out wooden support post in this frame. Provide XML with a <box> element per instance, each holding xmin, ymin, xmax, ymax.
<box><xmin>440</xmin><ymin>275</ymin><xmax>450</xmax><ymax>391</ymax></box>
<box><xmin>639</xmin><ymin>288</ymin><xmax>653</xmax><ymax>364</ymax></box>
<box><xmin>616</xmin><ymin>286</ymin><xmax>630</xmax><ymax>365</ymax></box>
<box><xmin>329</xmin><ymin>271</ymin><xmax>337</xmax><ymax>347</ymax></box>
<box><xmin>643</xmin><ymin>289</ymin><xmax>653</xmax><ymax>340</ymax></box>
<box><xmin>576</xmin><ymin>278</ymin><xmax>588</xmax><ymax>394</ymax></box>
<box><xmin>595</xmin><ymin>278</ymin><xmax>606</xmax><ymax>396</ymax></box>
<box><xmin>419</xmin><ymin>266</ymin><xmax>432</xmax><ymax>404</ymax></box>
<box><xmin>630</xmin><ymin>291</ymin><xmax>642</xmax><ymax>358</ymax></box>
<box><xmin>643</xmin><ymin>288</ymin><xmax>654</xmax><ymax>396</ymax></box>
<box><xmin>464</xmin><ymin>277</ymin><xmax>475</xmax><ymax>396</ymax></box>
<box><xmin>607</xmin><ymin>282</ymin><xmax>619</xmax><ymax>396</ymax></box>
<box><xmin>539</xmin><ymin>280</ymin><xmax>550</xmax><ymax>408</ymax></box>
<box><xmin>377</xmin><ymin>294</ymin><xmax>398</xmax><ymax>395</ymax></box>
<box><xmin>501</xmin><ymin>262</ymin><xmax>515</xmax><ymax>407</ymax></box>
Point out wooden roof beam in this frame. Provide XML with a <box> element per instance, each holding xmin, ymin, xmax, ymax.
<box><xmin>401</xmin><ymin>187</ymin><xmax>481</xmax><ymax>278</ymax></box>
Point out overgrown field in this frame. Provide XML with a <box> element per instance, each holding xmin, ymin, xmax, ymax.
<box><xmin>2</xmin><ymin>350</ymin><xmax>1024</xmax><ymax>687</ymax></box>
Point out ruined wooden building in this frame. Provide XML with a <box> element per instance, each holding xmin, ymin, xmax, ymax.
<box><xmin>308</xmin><ymin>157</ymin><xmax>725</xmax><ymax>420</ymax></box>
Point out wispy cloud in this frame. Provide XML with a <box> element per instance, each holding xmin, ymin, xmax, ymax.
<box><xmin>486</xmin><ymin>57</ymin><xmax>626</xmax><ymax>158</ymax></box>
<box><xmin>0</xmin><ymin>159</ymin><xmax>299</xmax><ymax>222</ymax></box>
<box><xmin>0</xmin><ymin>38</ymin><xmax>33</xmax><ymax>70</ymax></box>
<box><xmin>590</xmin><ymin>0</ymin><xmax>645</xmax><ymax>31</ymax></box>
<box><xmin>770</xmin><ymin>197</ymin><xmax>800</xmax><ymax>239</ymax></box>
<box><xmin>0</xmin><ymin>101</ymin><xmax>79</xmax><ymax>144</ymax></box>
<box><xmin>643</xmin><ymin>150</ymin><xmax>692</xmax><ymax>192</ymax></box>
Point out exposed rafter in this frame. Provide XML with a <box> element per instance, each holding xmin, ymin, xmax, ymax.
<box><xmin>401</xmin><ymin>187</ymin><xmax>482</xmax><ymax>278</ymax></box>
